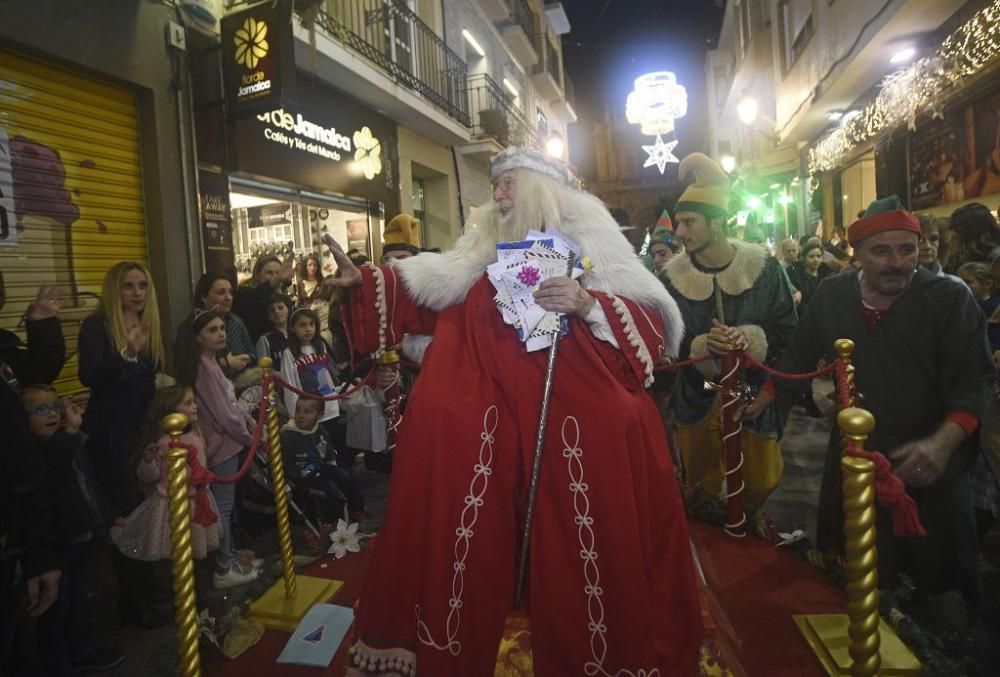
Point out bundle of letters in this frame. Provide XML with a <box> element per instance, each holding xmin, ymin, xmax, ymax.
<box><xmin>487</xmin><ymin>229</ymin><xmax>583</xmax><ymax>352</ymax></box>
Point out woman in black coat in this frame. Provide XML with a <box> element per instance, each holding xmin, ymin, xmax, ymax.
<box><xmin>78</xmin><ymin>262</ymin><xmax>166</xmax><ymax>628</ymax></box>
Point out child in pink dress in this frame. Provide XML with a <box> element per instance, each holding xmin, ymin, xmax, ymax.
<box><xmin>113</xmin><ymin>385</ymin><xmax>220</xmax><ymax>561</ymax></box>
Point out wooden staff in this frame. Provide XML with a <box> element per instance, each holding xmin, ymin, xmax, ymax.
<box><xmin>514</xmin><ymin>252</ymin><xmax>576</xmax><ymax>608</ymax></box>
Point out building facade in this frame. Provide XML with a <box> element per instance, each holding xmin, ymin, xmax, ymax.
<box><xmin>0</xmin><ymin>0</ymin><xmax>577</xmax><ymax>388</ymax></box>
<box><xmin>706</xmin><ymin>0</ymin><xmax>983</xmax><ymax>239</ymax></box>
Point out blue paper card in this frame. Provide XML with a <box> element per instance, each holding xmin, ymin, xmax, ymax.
<box><xmin>276</xmin><ymin>603</ymin><xmax>354</xmax><ymax>667</ymax></box>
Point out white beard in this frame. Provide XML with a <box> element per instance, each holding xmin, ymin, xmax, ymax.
<box><xmin>393</xmin><ymin>186</ymin><xmax>685</xmax><ymax>357</ymax></box>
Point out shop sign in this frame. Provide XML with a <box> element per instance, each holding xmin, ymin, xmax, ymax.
<box><xmin>232</xmin><ymin>75</ymin><xmax>396</xmax><ymax>206</ymax></box>
<box><xmin>221</xmin><ymin>1</ymin><xmax>296</xmax><ymax>114</ymax></box>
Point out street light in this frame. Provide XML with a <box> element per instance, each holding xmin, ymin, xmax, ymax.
<box><xmin>737</xmin><ymin>95</ymin><xmax>759</xmax><ymax>126</ymax></box>
<box><xmin>720</xmin><ymin>155</ymin><xmax>737</xmax><ymax>173</ymax></box>
<box><xmin>544</xmin><ymin>131</ymin><xmax>564</xmax><ymax>159</ymax></box>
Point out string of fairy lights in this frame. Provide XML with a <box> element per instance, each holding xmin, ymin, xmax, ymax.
<box><xmin>808</xmin><ymin>0</ymin><xmax>1000</xmax><ymax>174</ymax></box>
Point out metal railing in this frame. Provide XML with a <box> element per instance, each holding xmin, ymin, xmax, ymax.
<box><xmin>563</xmin><ymin>73</ymin><xmax>575</xmax><ymax>107</ymax></box>
<box><xmin>317</xmin><ymin>0</ymin><xmax>470</xmax><ymax>126</ymax></box>
<box><xmin>467</xmin><ymin>73</ymin><xmax>537</xmax><ymax>148</ymax></box>
<box><xmin>510</xmin><ymin>0</ymin><xmax>536</xmax><ymax>41</ymax></box>
<box><xmin>535</xmin><ymin>33</ymin><xmax>561</xmax><ymax>82</ymax></box>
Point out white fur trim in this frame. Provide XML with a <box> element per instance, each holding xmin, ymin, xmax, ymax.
<box><xmin>416</xmin><ymin>405</ymin><xmax>499</xmax><ymax>656</ymax></box>
<box><xmin>664</xmin><ymin>240</ymin><xmax>769</xmax><ymax>302</ymax></box>
<box><xmin>608</xmin><ymin>294</ymin><xmax>655</xmax><ymax>387</ymax></box>
<box><xmin>688</xmin><ymin>334</ymin><xmax>719</xmax><ymax>379</ymax></box>
<box><xmin>737</xmin><ymin>324</ymin><xmax>767</xmax><ymax>363</ymax></box>
<box><xmin>400</xmin><ymin>334</ymin><xmax>433</xmax><ymax>364</ymax></box>
<box><xmin>394</xmin><ymin>192</ymin><xmax>685</xmax><ymax>357</ymax></box>
<box><xmin>348</xmin><ymin>641</ymin><xmax>415</xmax><ymax>675</ymax></box>
<box><xmin>562</xmin><ymin>416</ymin><xmax>661</xmax><ymax>677</ymax></box>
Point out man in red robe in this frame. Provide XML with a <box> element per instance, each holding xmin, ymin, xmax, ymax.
<box><xmin>324</xmin><ymin>147</ymin><xmax>701</xmax><ymax>676</ymax></box>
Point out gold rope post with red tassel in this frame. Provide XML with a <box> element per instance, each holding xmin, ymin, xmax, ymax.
<box><xmin>247</xmin><ymin>357</ymin><xmax>342</xmax><ymax>632</ymax></box>
<box><xmin>794</xmin><ymin>341</ymin><xmax>920</xmax><ymax>676</ymax></box>
<box><xmin>164</xmin><ymin>413</ymin><xmax>201</xmax><ymax>677</ymax></box>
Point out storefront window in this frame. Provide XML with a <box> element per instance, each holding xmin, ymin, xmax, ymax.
<box><xmin>229</xmin><ymin>189</ymin><xmax>373</xmax><ymax>282</ymax></box>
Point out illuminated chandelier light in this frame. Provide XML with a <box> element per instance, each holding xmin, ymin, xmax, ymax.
<box><xmin>642</xmin><ymin>135</ymin><xmax>680</xmax><ymax>174</ymax></box>
<box><xmin>626</xmin><ymin>71</ymin><xmax>688</xmax><ymax>136</ymax></box>
<box><xmin>809</xmin><ymin>0</ymin><xmax>1000</xmax><ymax>174</ymax></box>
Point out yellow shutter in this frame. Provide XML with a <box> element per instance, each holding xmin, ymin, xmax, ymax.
<box><xmin>0</xmin><ymin>49</ymin><xmax>148</xmax><ymax>393</ymax></box>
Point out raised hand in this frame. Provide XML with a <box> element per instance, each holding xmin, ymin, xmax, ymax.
<box><xmin>63</xmin><ymin>399</ymin><xmax>83</xmax><ymax>433</ymax></box>
<box><xmin>25</xmin><ymin>286</ymin><xmax>63</xmax><ymax>321</ymax></box>
<box><xmin>321</xmin><ymin>234</ymin><xmax>362</xmax><ymax>288</ymax></box>
<box><xmin>125</xmin><ymin>325</ymin><xmax>148</xmax><ymax>357</ymax></box>
<box><xmin>278</xmin><ymin>253</ymin><xmax>295</xmax><ymax>284</ymax></box>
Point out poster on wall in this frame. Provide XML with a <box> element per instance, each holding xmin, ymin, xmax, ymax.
<box><xmin>198</xmin><ymin>170</ymin><xmax>235</xmax><ymax>274</ymax></box>
<box><xmin>0</xmin><ymin>128</ymin><xmax>16</xmax><ymax>246</ymax></box>
<box><xmin>962</xmin><ymin>90</ymin><xmax>1000</xmax><ymax>202</ymax></box>
<box><xmin>909</xmin><ymin>117</ymin><xmax>963</xmax><ymax>210</ymax></box>
<box><xmin>910</xmin><ymin>87</ymin><xmax>1000</xmax><ymax>210</ymax></box>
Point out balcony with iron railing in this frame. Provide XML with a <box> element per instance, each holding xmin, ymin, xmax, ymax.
<box><xmin>552</xmin><ymin>72</ymin><xmax>577</xmax><ymax>122</ymax></box>
<box><xmin>531</xmin><ymin>33</ymin><xmax>562</xmax><ymax>100</ymax></box>
<box><xmin>458</xmin><ymin>72</ymin><xmax>538</xmax><ymax>160</ymax></box>
<box><xmin>498</xmin><ymin>0</ymin><xmax>538</xmax><ymax>66</ymax></box>
<box><xmin>313</xmin><ymin>0</ymin><xmax>471</xmax><ymax>129</ymax></box>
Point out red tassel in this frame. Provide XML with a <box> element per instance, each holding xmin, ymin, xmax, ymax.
<box><xmin>846</xmin><ymin>446</ymin><xmax>926</xmax><ymax>538</ymax></box>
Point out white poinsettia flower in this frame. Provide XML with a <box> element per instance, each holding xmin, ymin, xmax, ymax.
<box><xmin>328</xmin><ymin>519</ymin><xmax>363</xmax><ymax>558</ymax></box>
<box><xmin>352</xmin><ymin>126</ymin><xmax>382</xmax><ymax>180</ymax></box>
<box><xmin>198</xmin><ymin>608</ymin><xmax>219</xmax><ymax>647</ymax></box>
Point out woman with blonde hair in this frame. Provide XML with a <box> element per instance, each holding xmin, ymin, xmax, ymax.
<box><xmin>79</xmin><ymin>261</ymin><xmax>166</xmax><ymax>627</ymax></box>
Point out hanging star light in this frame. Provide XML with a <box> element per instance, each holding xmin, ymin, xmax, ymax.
<box><xmin>642</xmin><ymin>135</ymin><xmax>680</xmax><ymax>174</ymax></box>
<box><xmin>626</xmin><ymin>71</ymin><xmax>687</xmax><ymax>174</ymax></box>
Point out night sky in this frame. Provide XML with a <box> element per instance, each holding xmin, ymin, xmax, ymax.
<box><xmin>562</xmin><ymin>0</ymin><xmax>724</xmax><ymax>176</ymax></box>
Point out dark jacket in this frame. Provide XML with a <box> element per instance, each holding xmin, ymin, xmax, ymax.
<box><xmin>79</xmin><ymin>314</ymin><xmax>156</xmax><ymax>520</ymax></box>
<box><xmin>280</xmin><ymin>424</ymin><xmax>337</xmax><ymax>481</ymax></box>
<box><xmin>0</xmin><ymin>317</ymin><xmax>65</xmax><ymax>577</ymax></box>
<box><xmin>37</xmin><ymin>431</ymin><xmax>103</xmax><ymax>543</ymax></box>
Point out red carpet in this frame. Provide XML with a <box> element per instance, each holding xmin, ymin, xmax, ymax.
<box><xmin>688</xmin><ymin>520</ymin><xmax>847</xmax><ymax>676</ymax></box>
<box><xmin>205</xmin><ymin>523</ymin><xmax>846</xmax><ymax>676</ymax></box>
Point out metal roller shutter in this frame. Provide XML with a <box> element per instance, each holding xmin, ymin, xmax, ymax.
<box><xmin>0</xmin><ymin>49</ymin><xmax>147</xmax><ymax>393</ymax></box>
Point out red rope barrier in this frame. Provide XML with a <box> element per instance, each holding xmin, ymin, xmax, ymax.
<box><xmin>207</xmin><ymin>371</ymin><xmax>272</xmax><ymax>485</ymax></box>
<box><xmin>739</xmin><ymin>353</ymin><xmax>837</xmax><ymax>381</ymax></box>
<box><xmin>269</xmin><ymin>366</ymin><xmax>376</xmax><ymax>402</ymax></box>
<box><xmin>652</xmin><ymin>353</ymin><xmax>716</xmax><ymax>372</ymax></box>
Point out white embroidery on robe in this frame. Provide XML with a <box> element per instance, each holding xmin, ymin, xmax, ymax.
<box><xmin>416</xmin><ymin>405</ymin><xmax>498</xmax><ymax>656</ymax></box>
<box><xmin>563</xmin><ymin>416</ymin><xmax>661</xmax><ymax>677</ymax></box>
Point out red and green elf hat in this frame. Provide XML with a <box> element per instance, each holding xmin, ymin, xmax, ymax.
<box><xmin>847</xmin><ymin>195</ymin><xmax>920</xmax><ymax>247</ymax></box>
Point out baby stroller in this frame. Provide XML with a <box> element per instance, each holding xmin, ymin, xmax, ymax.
<box><xmin>235</xmin><ymin>375</ymin><xmax>344</xmax><ymax>552</ymax></box>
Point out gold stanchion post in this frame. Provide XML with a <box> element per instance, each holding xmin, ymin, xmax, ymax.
<box><xmin>248</xmin><ymin>357</ymin><xmax>341</xmax><ymax>631</ymax></box>
<box><xmin>164</xmin><ymin>413</ymin><xmax>201</xmax><ymax>677</ymax></box>
<box><xmin>794</xmin><ymin>342</ymin><xmax>920</xmax><ymax>676</ymax></box>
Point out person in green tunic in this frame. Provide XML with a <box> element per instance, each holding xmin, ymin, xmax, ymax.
<box><xmin>661</xmin><ymin>153</ymin><xmax>798</xmax><ymax>513</ymax></box>
<box><xmin>765</xmin><ymin>196</ymin><xmax>993</xmax><ymax>603</ymax></box>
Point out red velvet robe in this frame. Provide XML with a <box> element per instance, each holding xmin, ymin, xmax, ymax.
<box><xmin>344</xmin><ymin>264</ymin><xmax>701</xmax><ymax>676</ymax></box>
